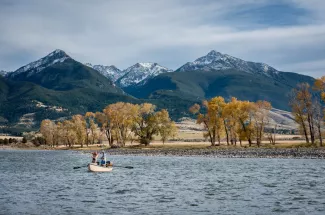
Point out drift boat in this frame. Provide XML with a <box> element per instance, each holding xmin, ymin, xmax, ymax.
<box><xmin>88</xmin><ymin>163</ymin><xmax>113</xmax><ymax>172</ymax></box>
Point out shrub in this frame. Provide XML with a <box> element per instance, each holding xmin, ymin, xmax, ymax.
<box><xmin>22</xmin><ymin>137</ymin><xmax>27</xmax><ymax>143</ymax></box>
<box><xmin>32</xmin><ymin>137</ymin><xmax>46</xmax><ymax>146</ymax></box>
<box><xmin>4</xmin><ymin>138</ymin><xmax>9</xmax><ymax>145</ymax></box>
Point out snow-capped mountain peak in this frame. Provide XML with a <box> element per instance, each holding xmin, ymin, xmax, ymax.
<box><xmin>117</xmin><ymin>62</ymin><xmax>173</xmax><ymax>87</ymax></box>
<box><xmin>0</xmin><ymin>70</ymin><xmax>9</xmax><ymax>77</ymax></box>
<box><xmin>11</xmin><ymin>49</ymin><xmax>71</xmax><ymax>76</ymax></box>
<box><xmin>85</xmin><ymin>63</ymin><xmax>124</xmax><ymax>82</ymax></box>
<box><xmin>178</xmin><ymin>50</ymin><xmax>279</xmax><ymax>77</ymax></box>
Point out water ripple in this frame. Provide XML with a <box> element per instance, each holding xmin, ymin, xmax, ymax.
<box><xmin>1</xmin><ymin>150</ymin><xmax>325</xmax><ymax>214</ymax></box>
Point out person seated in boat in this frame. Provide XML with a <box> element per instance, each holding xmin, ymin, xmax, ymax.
<box><xmin>100</xmin><ymin>151</ymin><xmax>106</xmax><ymax>166</ymax></box>
<box><xmin>91</xmin><ymin>151</ymin><xmax>98</xmax><ymax>163</ymax></box>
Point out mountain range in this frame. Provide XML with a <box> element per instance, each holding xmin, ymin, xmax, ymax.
<box><xmin>0</xmin><ymin>49</ymin><xmax>315</xmax><ymax>133</ymax></box>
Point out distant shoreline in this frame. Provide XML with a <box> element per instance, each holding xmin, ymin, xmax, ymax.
<box><xmin>101</xmin><ymin>147</ymin><xmax>325</xmax><ymax>159</ymax></box>
<box><xmin>2</xmin><ymin>143</ymin><xmax>325</xmax><ymax>159</ymax></box>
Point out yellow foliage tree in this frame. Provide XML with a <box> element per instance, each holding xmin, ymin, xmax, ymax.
<box><xmin>253</xmin><ymin>101</ymin><xmax>272</xmax><ymax>147</ymax></box>
<box><xmin>85</xmin><ymin>112</ymin><xmax>97</xmax><ymax>146</ymax></box>
<box><xmin>190</xmin><ymin>96</ymin><xmax>225</xmax><ymax>146</ymax></box>
<box><xmin>223</xmin><ymin>97</ymin><xmax>240</xmax><ymax>145</ymax></box>
<box><xmin>313</xmin><ymin>76</ymin><xmax>325</xmax><ymax>146</ymax></box>
<box><xmin>157</xmin><ymin>109</ymin><xmax>178</xmax><ymax>144</ymax></box>
<box><xmin>237</xmin><ymin>100</ymin><xmax>256</xmax><ymax>146</ymax></box>
<box><xmin>132</xmin><ymin>103</ymin><xmax>159</xmax><ymax>146</ymax></box>
<box><xmin>95</xmin><ymin>111</ymin><xmax>114</xmax><ymax>146</ymax></box>
<box><xmin>40</xmin><ymin>119</ymin><xmax>57</xmax><ymax>147</ymax></box>
<box><xmin>104</xmin><ymin>102</ymin><xmax>137</xmax><ymax>147</ymax></box>
<box><xmin>289</xmin><ymin>83</ymin><xmax>315</xmax><ymax>144</ymax></box>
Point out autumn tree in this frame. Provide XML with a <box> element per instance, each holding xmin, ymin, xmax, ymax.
<box><xmin>85</xmin><ymin>112</ymin><xmax>99</xmax><ymax>146</ymax></box>
<box><xmin>190</xmin><ymin>96</ymin><xmax>225</xmax><ymax>146</ymax></box>
<box><xmin>96</xmin><ymin>111</ymin><xmax>114</xmax><ymax>146</ymax></box>
<box><xmin>237</xmin><ymin>100</ymin><xmax>256</xmax><ymax>146</ymax></box>
<box><xmin>104</xmin><ymin>102</ymin><xmax>137</xmax><ymax>147</ymax></box>
<box><xmin>70</xmin><ymin>115</ymin><xmax>86</xmax><ymax>148</ymax></box>
<box><xmin>289</xmin><ymin>83</ymin><xmax>315</xmax><ymax>144</ymax></box>
<box><xmin>40</xmin><ymin>119</ymin><xmax>57</xmax><ymax>147</ymax></box>
<box><xmin>313</xmin><ymin>76</ymin><xmax>325</xmax><ymax>146</ymax></box>
<box><xmin>131</xmin><ymin>103</ymin><xmax>160</xmax><ymax>146</ymax></box>
<box><xmin>289</xmin><ymin>88</ymin><xmax>309</xmax><ymax>143</ymax></box>
<box><xmin>158</xmin><ymin>110</ymin><xmax>178</xmax><ymax>144</ymax></box>
<box><xmin>313</xmin><ymin>100</ymin><xmax>323</xmax><ymax>146</ymax></box>
<box><xmin>62</xmin><ymin>120</ymin><xmax>77</xmax><ymax>148</ymax></box>
<box><xmin>56</xmin><ymin>122</ymin><xmax>66</xmax><ymax>147</ymax></box>
<box><xmin>223</xmin><ymin>97</ymin><xmax>240</xmax><ymax>145</ymax></box>
<box><xmin>253</xmin><ymin>101</ymin><xmax>272</xmax><ymax>147</ymax></box>
<box><xmin>314</xmin><ymin>76</ymin><xmax>325</xmax><ymax>101</ymax></box>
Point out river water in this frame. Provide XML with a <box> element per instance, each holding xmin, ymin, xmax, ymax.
<box><xmin>1</xmin><ymin>150</ymin><xmax>325</xmax><ymax>215</ymax></box>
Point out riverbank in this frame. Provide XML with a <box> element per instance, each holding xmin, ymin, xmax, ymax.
<box><xmin>102</xmin><ymin>146</ymin><xmax>325</xmax><ymax>159</ymax></box>
<box><xmin>3</xmin><ymin>142</ymin><xmax>325</xmax><ymax>159</ymax></box>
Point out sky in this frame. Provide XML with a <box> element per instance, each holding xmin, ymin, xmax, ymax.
<box><xmin>0</xmin><ymin>0</ymin><xmax>325</xmax><ymax>77</ymax></box>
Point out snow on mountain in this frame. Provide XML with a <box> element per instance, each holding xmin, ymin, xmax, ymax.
<box><xmin>177</xmin><ymin>50</ymin><xmax>279</xmax><ymax>77</ymax></box>
<box><xmin>85</xmin><ymin>63</ymin><xmax>125</xmax><ymax>82</ymax></box>
<box><xmin>117</xmin><ymin>62</ymin><xmax>173</xmax><ymax>87</ymax></box>
<box><xmin>0</xmin><ymin>70</ymin><xmax>9</xmax><ymax>77</ymax></box>
<box><xmin>9</xmin><ymin>49</ymin><xmax>71</xmax><ymax>77</ymax></box>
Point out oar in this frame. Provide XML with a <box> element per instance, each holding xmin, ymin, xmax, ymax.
<box><xmin>73</xmin><ymin>166</ymin><xmax>84</xmax><ymax>169</ymax></box>
<box><xmin>114</xmin><ymin>166</ymin><xmax>134</xmax><ymax>169</ymax></box>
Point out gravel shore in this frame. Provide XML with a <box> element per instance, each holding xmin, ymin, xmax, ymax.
<box><xmin>105</xmin><ymin>148</ymin><xmax>325</xmax><ymax>159</ymax></box>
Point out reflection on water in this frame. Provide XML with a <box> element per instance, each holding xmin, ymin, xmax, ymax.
<box><xmin>1</xmin><ymin>150</ymin><xmax>325</xmax><ymax>215</ymax></box>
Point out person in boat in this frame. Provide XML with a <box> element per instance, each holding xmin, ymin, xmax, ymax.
<box><xmin>91</xmin><ymin>151</ymin><xmax>98</xmax><ymax>163</ymax></box>
<box><xmin>100</xmin><ymin>151</ymin><xmax>106</xmax><ymax>166</ymax></box>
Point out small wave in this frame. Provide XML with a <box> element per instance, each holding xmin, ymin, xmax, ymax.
<box><xmin>81</xmin><ymin>200</ymin><xmax>97</xmax><ymax>203</ymax></box>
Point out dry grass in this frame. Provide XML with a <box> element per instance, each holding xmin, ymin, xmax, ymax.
<box><xmin>0</xmin><ymin>135</ymin><xmax>23</xmax><ymax>140</ymax></box>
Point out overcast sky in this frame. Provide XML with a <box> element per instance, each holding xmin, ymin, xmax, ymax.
<box><xmin>1</xmin><ymin>0</ymin><xmax>325</xmax><ymax>77</ymax></box>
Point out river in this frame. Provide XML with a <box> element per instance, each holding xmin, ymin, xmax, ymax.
<box><xmin>1</xmin><ymin>150</ymin><xmax>325</xmax><ymax>215</ymax></box>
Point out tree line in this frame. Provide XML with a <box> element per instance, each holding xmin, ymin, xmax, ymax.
<box><xmin>190</xmin><ymin>97</ymin><xmax>272</xmax><ymax>147</ymax></box>
<box><xmin>39</xmin><ymin>102</ymin><xmax>177</xmax><ymax>148</ymax></box>
<box><xmin>289</xmin><ymin>76</ymin><xmax>325</xmax><ymax>146</ymax></box>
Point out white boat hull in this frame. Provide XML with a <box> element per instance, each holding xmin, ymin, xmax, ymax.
<box><xmin>88</xmin><ymin>163</ymin><xmax>113</xmax><ymax>172</ymax></box>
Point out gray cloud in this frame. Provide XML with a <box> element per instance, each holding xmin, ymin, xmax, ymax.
<box><xmin>0</xmin><ymin>0</ymin><xmax>324</xmax><ymax>77</ymax></box>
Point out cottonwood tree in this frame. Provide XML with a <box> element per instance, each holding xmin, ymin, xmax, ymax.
<box><xmin>63</xmin><ymin>120</ymin><xmax>77</xmax><ymax>148</ymax></box>
<box><xmin>289</xmin><ymin>83</ymin><xmax>316</xmax><ymax>144</ymax></box>
<box><xmin>96</xmin><ymin>111</ymin><xmax>114</xmax><ymax>146</ymax></box>
<box><xmin>223</xmin><ymin>97</ymin><xmax>240</xmax><ymax>145</ymax></box>
<box><xmin>253</xmin><ymin>101</ymin><xmax>272</xmax><ymax>147</ymax></box>
<box><xmin>313</xmin><ymin>100</ymin><xmax>323</xmax><ymax>146</ymax></box>
<box><xmin>158</xmin><ymin>110</ymin><xmax>178</xmax><ymax>144</ymax></box>
<box><xmin>104</xmin><ymin>102</ymin><xmax>137</xmax><ymax>147</ymax></box>
<box><xmin>131</xmin><ymin>103</ymin><xmax>160</xmax><ymax>146</ymax></box>
<box><xmin>40</xmin><ymin>119</ymin><xmax>57</xmax><ymax>147</ymax></box>
<box><xmin>190</xmin><ymin>97</ymin><xmax>225</xmax><ymax>146</ymax></box>
<box><xmin>71</xmin><ymin>115</ymin><xmax>86</xmax><ymax>148</ymax></box>
<box><xmin>237</xmin><ymin>100</ymin><xmax>256</xmax><ymax>146</ymax></box>
<box><xmin>313</xmin><ymin>76</ymin><xmax>325</xmax><ymax>146</ymax></box>
<box><xmin>289</xmin><ymin>88</ymin><xmax>310</xmax><ymax>143</ymax></box>
<box><xmin>85</xmin><ymin>112</ymin><xmax>99</xmax><ymax>146</ymax></box>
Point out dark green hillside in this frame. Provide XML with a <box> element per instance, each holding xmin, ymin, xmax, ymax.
<box><xmin>0</xmin><ymin>57</ymin><xmax>137</xmax><ymax>128</ymax></box>
<box><xmin>0</xmin><ymin>78</ymin><xmax>136</xmax><ymax>124</ymax></box>
<box><xmin>0</xmin><ymin>75</ymin><xmax>9</xmax><ymax>102</ymax></box>
<box><xmin>124</xmin><ymin>69</ymin><xmax>315</xmax><ymax>111</ymax></box>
